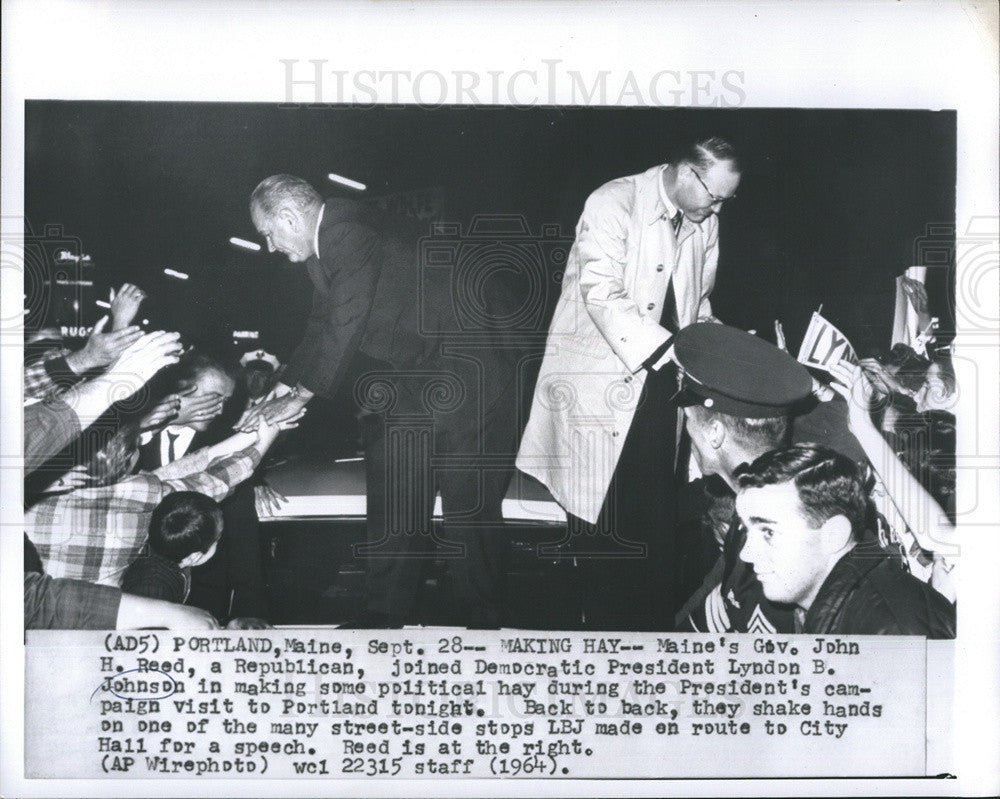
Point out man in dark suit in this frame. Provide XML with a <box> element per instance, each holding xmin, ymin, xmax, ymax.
<box><xmin>241</xmin><ymin>175</ymin><xmax>523</xmax><ymax>627</ymax></box>
<box><xmin>138</xmin><ymin>353</ymin><xmax>269</xmax><ymax>620</ymax></box>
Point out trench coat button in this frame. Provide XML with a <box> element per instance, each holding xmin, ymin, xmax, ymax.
<box><xmin>656</xmin><ymin>264</ymin><xmax>664</xmax><ymax>272</ymax></box>
<box><xmin>647</xmin><ymin>303</ymin><xmax>655</xmax><ymax>310</ymax></box>
<box><xmin>624</xmin><ymin>375</ymin><xmax>632</xmax><ymax>383</ymax></box>
<box><xmin>612</xmin><ymin>431</ymin><xmax>619</xmax><ymax>437</ymax></box>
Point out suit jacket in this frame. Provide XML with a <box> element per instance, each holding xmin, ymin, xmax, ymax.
<box><xmin>137</xmin><ymin>428</ymin><xmax>208</xmax><ymax>473</ymax></box>
<box><xmin>516</xmin><ymin>165</ymin><xmax>720</xmax><ymax>523</ymax></box>
<box><xmin>281</xmin><ymin>199</ymin><xmax>522</xmax><ymax>428</ymax></box>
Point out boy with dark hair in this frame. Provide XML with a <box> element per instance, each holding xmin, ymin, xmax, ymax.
<box><xmin>735</xmin><ymin>443</ymin><xmax>955</xmax><ymax>638</ymax></box>
<box><xmin>122</xmin><ymin>492</ymin><xmax>223</xmax><ymax>603</ymax></box>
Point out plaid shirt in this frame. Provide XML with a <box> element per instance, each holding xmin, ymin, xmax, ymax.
<box><xmin>26</xmin><ymin>445</ymin><xmax>260</xmax><ymax>586</ymax></box>
<box><xmin>24</xmin><ymin>347</ymin><xmax>80</xmax><ymax>402</ymax></box>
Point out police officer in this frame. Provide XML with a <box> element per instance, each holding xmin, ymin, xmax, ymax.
<box><xmin>670</xmin><ymin>323</ymin><xmax>813</xmax><ymax>633</ymax></box>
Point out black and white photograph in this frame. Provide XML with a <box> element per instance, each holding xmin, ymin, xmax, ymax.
<box><xmin>18</xmin><ymin>102</ymin><xmax>962</xmax><ymax>635</ymax></box>
<box><xmin>2</xmin><ymin>0</ymin><xmax>998</xmax><ymax>796</ymax></box>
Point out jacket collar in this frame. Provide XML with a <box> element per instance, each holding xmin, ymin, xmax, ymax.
<box><xmin>312</xmin><ymin>202</ymin><xmax>325</xmax><ymax>259</ymax></box>
<box><xmin>643</xmin><ymin>164</ymin><xmax>678</xmax><ymax>226</ymax></box>
<box><xmin>802</xmin><ymin>541</ymin><xmax>887</xmax><ymax>633</ymax></box>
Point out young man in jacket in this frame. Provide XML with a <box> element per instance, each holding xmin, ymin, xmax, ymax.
<box><xmin>735</xmin><ymin>443</ymin><xmax>955</xmax><ymax>638</ymax></box>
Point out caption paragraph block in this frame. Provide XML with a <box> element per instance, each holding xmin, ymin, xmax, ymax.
<box><xmin>26</xmin><ymin>630</ymin><xmax>932</xmax><ymax>779</ymax></box>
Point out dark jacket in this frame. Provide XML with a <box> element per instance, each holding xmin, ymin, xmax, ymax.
<box><xmin>122</xmin><ymin>551</ymin><xmax>189</xmax><ymax>604</ymax></box>
<box><xmin>281</xmin><ymin>199</ymin><xmax>523</xmax><ymax>405</ymax></box>
<box><xmin>802</xmin><ymin>543</ymin><xmax>956</xmax><ymax>638</ymax></box>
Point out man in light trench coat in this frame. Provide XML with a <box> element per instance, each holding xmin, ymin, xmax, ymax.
<box><xmin>516</xmin><ymin>136</ymin><xmax>741</xmax><ymax>629</ymax></box>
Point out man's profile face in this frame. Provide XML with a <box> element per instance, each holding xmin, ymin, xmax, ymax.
<box><xmin>252</xmin><ymin>204</ymin><xmax>313</xmax><ymax>263</ymax></box>
<box><xmin>675</xmin><ymin>158</ymin><xmax>741</xmax><ymax>224</ymax></box>
<box><xmin>683</xmin><ymin>407</ymin><xmax>719</xmax><ymax>476</ymax></box>
<box><xmin>736</xmin><ymin>481</ymin><xmax>831</xmax><ymax>609</ymax></box>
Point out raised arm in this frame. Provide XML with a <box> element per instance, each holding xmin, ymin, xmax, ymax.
<box><xmin>829</xmin><ymin>362</ymin><xmax>957</xmax><ymax>581</ymax></box>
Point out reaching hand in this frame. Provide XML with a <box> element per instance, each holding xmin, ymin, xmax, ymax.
<box><xmin>176</xmin><ymin>390</ymin><xmax>227</xmax><ymax>427</ymax></box>
<box><xmin>774</xmin><ymin>319</ymin><xmax>788</xmax><ymax>352</ymax></box>
<box><xmin>40</xmin><ymin>465</ymin><xmax>91</xmax><ymax>494</ymax></box>
<box><xmin>900</xmin><ymin>276</ymin><xmax>929</xmax><ymax>315</ymax></box>
<box><xmin>235</xmin><ymin>384</ymin><xmax>283</xmax><ymax>431</ymax></box>
<box><xmin>255</xmin><ymin>402</ymin><xmax>307</xmax><ymax>439</ymax></box>
<box><xmin>139</xmin><ymin>389</ymin><xmax>190</xmax><ymax>431</ymax></box>
<box><xmin>829</xmin><ymin>362</ymin><xmax>877</xmax><ymax>433</ymax></box>
<box><xmin>110</xmin><ymin>283</ymin><xmax>147</xmax><ymax>330</ymax></box>
<box><xmin>237</xmin><ymin>390</ymin><xmax>307</xmax><ymax>433</ymax></box>
<box><xmin>106</xmin><ymin>330</ymin><xmax>183</xmax><ymax>394</ymax></box>
<box><xmin>254</xmin><ymin>482</ymin><xmax>288</xmax><ymax>516</ymax></box>
<box><xmin>74</xmin><ymin>316</ymin><xmax>143</xmax><ymax>372</ymax></box>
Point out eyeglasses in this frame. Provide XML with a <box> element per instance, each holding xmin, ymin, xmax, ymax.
<box><xmin>691</xmin><ymin>168</ymin><xmax>736</xmax><ymax>206</ymax></box>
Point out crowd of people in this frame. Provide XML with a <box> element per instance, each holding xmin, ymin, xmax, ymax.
<box><xmin>24</xmin><ymin>285</ymin><xmax>294</xmax><ymax>629</ymax></box>
<box><xmin>22</xmin><ymin>136</ymin><xmax>957</xmax><ymax>636</ymax></box>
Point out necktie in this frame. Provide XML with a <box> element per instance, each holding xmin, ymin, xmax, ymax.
<box><xmin>658</xmin><ymin>210</ymin><xmax>682</xmax><ymax>334</ymax></box>
<box><xmin>659</xmin><ymin>276</ymin><xmax>679</xmax><ymax>334</ymax></box>
<box><xmin>166</xmin><ymin>430</ymin><xmax>179</xmax><ymax>463</ymax></box>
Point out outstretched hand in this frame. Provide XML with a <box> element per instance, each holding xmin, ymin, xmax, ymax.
<box><xmin>900</xmin><ymin>276</ymin><xmax>929</xmax><ymax>315</ymax></box>
<box><xmin>75</xmin><ymin>315</ymin><xmax>143</xmax><ymax>372</ymax></box>
<box><xmin>236</xmin><ymin>390</ymin><xmax>306</xmax><ymax>433</ymax></box>
<box><xmin>106</xmin><ymin>330</ymin><xmax>184</xmax><ymax>395</ymax></box>
<box><xmin>828</xmin><ymin>361</ymin><xmax>877</xmax><ymax>432</ymax></box>
<box><xmin>40</xmin><ymin>465</ymin><xmax>91</xmax><ymax>494</ymax></box>
<box><xmin>110</xmin><ymin>283</ymin><xmax>147</xmax><ymax>330</ymax></box>
<box><xmin>176</xmin><ymin>390</ymin><xmax>228</xmax><ymax>427</ymax></box>
<box><xmin>139</xmin><ymin>387</ymin><xmax>192</xmax><ymax>431</ymax></box>
<box><xmin>254</xmin><ymin>482</ymin><xmax>288</xmax><ymax>516</ymax></box>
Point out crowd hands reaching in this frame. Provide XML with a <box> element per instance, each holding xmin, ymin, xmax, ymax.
<box><xmin>23</xmin><ymin>283</ymin><xmax>303</xmax><ymax>630</ymax></box>
<box><xmin>812</xmin><ymin>344</ymin><xmax>957</xmax><ymax>601</ymax></box>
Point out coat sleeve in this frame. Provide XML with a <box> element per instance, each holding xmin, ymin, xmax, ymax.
<box><xmin>281</xmin><ymin>221</ymin><xmax>383</xmax><ymax>396</ymax></box>
<box><xmin>24</xmin><ymin>398</ymin><xmax>81</xmax><ymax>475</ymax></box>
<box><xmin>575</xmin><ymin>186</ymin><xmax>671</xmax><ymax>373</ymax></box>
<box><xmin>160</xmin><ymin>447</ymin><xmax>260</xmax><ymax>503</ymax></box>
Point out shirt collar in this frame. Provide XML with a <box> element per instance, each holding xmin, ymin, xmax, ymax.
<box><xmin>312</xmin><ymin>202</ymin><xmax>325</xmax><ymax>259</ymax></box>
<box><xmin>162</xmin><ymin>425</ymin><xmax>197</xmax><ymax>460</ymax></box>
<box><xmin>650</xmin><ymin>164</ymin><xmax>681</xmax><ymax>226</ymax></box>
<box><xmin>164</xmin><ymin>424</ymin><xmax>195</xmax><ymax>437</ymax></box>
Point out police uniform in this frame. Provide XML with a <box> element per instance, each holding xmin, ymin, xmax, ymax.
<box><xmin>671</xmin><ymin>323</ymin><xmax>813</xmax><ymax>633</ymax></box>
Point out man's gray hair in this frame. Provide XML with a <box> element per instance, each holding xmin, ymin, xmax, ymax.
<box><xmin>250</xmin><ymin>174</ymin><xmax>322</xmax><ymax>217</ymax></box>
